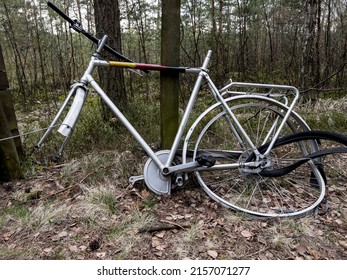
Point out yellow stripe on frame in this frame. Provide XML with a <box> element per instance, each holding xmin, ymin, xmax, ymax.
<box><xmin>109</xmin><ymin>61</ymin><xmax>136</xmax><ymax>68</ymax></box>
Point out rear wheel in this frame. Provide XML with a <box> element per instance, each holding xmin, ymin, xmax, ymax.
<box><xmin>190</xmin><ymin>97</ymin><xmax>326</xmax><ymax>218</ymax></box>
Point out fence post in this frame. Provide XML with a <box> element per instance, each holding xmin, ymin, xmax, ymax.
<box><xmin>0</xmin><ymin>44</ymin><xmax>23</xmax><ymax>181</ymax></box>
<box><xmin>160</xmin><ymin>0</ymin><xmax>181</xmax><ymax>149</ymax></box>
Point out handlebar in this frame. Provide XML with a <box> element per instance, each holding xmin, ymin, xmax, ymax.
<box><xmin>47</xmin><ymin>1</ymin><xmax>134</xmax><ymax>63</ymax></box>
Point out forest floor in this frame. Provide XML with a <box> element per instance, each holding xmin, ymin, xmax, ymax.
<box><xmin>1</xmin><ymin>96</ymin><xmax>347</xmax><ymax>260</ymax></box>
<box><xmin>1</xmin><ymin>148</ymin><xmax>347</xmax><ymax>260</ymax></box>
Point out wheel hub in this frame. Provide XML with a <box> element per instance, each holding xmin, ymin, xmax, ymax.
<box><xmin>238</xmin><ymin>151</ymin><xmax>272</xmax><ymax>174</ymax></box>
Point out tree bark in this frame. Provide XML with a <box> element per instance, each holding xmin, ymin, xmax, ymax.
<box><xmin>0</xmin><ymin>43</ymin><xmax>23</xmax><ymax>181</ymax></box>
<box><xmin>0</xmin><ymin>100</ymin><xmax>22</xmax><ymax>181</ymax></box>
<box><xmin>94</xmin><ymin>0</ymin><xmax>127</xmax><ymax>120</ymax></box>
<box><xmin>301</xmin><ymin>0</ymin><xmax>318</xmax><ymax>102</ymax></box>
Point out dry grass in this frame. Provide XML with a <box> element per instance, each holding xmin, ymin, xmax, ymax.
<box><xmin>1</xmin><ymin>97</ymin><xmax>347</xmax><ymax>260</ymax></box>
<box><xmin>1</xmin><ymin>150</ymin><xmax>347</xmax><ymax>260</ymax></box>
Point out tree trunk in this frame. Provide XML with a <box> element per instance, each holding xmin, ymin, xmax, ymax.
<box><xmin>160</xmin><ymin>0</ymin><xmax>181</xmax><ymax>148</ymax></box>
<box><xmin>301</xmin><ymin>0</ymin><xmax>318</xmax><ymax>102</ymax></box>
<box><xmin>94</xmin><ymin>0</ymin><xmax>127</xmax><ymax>120</ymax></box>
<box><xmin>0</xmin><ymin>100</ymin><xmax>22</xmax><ymax>181</ymax></box>
<box><xmin>0</xmin><ymin>44</ymin><xmax>22</xmax><ymax>181</ymax></box>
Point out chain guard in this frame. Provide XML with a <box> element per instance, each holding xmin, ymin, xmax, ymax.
<box><xmin>143</xmin><ymin>150</ymin><xmax>172</xmax><ymax>195</ymax></box>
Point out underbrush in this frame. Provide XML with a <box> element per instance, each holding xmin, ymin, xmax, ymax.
<box><xmin>14</xmin><ymin>90</ymin><xmax>347</xmax><ymax>187</ymax></box>
<box><xmin>17</xmin><ymin>95</ymin><xmax>161</xmax><ymax>175</ymax></box>
<box><xmin>299</xmin><ymin>96</ymin><xmax>347</xmax><ymax>133</ymax></box>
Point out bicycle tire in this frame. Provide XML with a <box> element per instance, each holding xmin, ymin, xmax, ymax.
<box><xmin>188</xmin><ymin>97</ymin><xmax>326</xmax><ymax>218</ymax></box>
<box><xmin>247</xmin><ymin>130</ymin><xmax>347</xmax><ymax>178</ymax></box>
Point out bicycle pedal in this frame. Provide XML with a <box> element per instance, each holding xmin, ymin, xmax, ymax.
<box><xmin>196</xmin><ymin>154</ymin><xmax>216</xmax><ymax>167</ymax></box>
<box><xmin>129</xmin><ymin>175</ymin><xmax>144</xmax><ymax>185</ymax></box>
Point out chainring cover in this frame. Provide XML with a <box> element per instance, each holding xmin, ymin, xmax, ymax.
<box><xmin>143</xmin><ymin>150</ymin><xmax>172</xmax><ymax>195</ymax></box>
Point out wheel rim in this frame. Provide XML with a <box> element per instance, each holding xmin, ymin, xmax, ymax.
<box><xmin>192</xmin><ymin>101</ymin><xmax>326</xmax><ymax>218</ymax></box>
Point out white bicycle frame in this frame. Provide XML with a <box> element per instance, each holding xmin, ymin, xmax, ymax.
<box><xmin>36</xmin><ymin>35</ymin><xmax>300</xmax><ymax>184</ymax></box>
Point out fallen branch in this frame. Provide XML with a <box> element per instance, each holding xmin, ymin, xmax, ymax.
<box><xmin>159</xmin><ymin>219</ymin><xmax>188</xmax><ymax>230</ymax></box>
<box><xmin>138</xmin><ymin>220</ymin><xmax>190</xmax><ymax>233</ymax></box>
<box><xmin>28</xmin><ymin>184</ymin><xmax>80</xmax><ymax>203</ymax></box>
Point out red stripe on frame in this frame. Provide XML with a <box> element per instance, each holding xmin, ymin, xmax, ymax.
<box><xmin>134</xmin><ymin>63</ymin><xmax>167</xmax><ymax>71</ymax></box>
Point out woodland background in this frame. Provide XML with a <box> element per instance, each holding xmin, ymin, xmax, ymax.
<box><xmin>1</xmin><ymin>0</ymin><xmax>347</xmax><ymax>106</ymax></box>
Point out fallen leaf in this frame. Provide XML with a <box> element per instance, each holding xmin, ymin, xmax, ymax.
<box><xmin>43</xmin><ymin>247</ymin><xmax>53</xmax><ymax>253</ymax></box>
<box><xmin>241</xmin><ymin>230</ymin><xmax>253</xmax><ymax>238</ymax></box>
<box><xmin>140</xmin><ymin>189</ymin><xmax>150</xmax><ymax>198</ymax></box>
<box><xmin>259</xmin><ymin>254</ymin><xmax>268</xmax><ymax>260</ymax></box>
<box><xmin>79</xmin><ymin>245</ymin><xmax>87</xmax><ymax>251</ymax></box>
<box><xmin>338</xmin><ymin>240</ymin><xmax>347</xmax><ymax>249</ymax></box>
<box><xmin>151</xmin><ymin>237</ymin><xmax>161</xmax><ymax>248</ymax></box>
<box><xmin>95</xmin><ymin>252</ymin><xmax>106</xmax><ymax>259</ymax></box>
<box><xmin>155</xmin><ymin>231</ymin><xmax>165</xmax><ymax>239</ymax></box>
<box><xmin>296</xmin><ymin>245</ymin><xmax>307</xmax><ymax>256</ymax></box>
<box><xmin>207</xmin><ymin>250</ymin><xmax>218</xmax><ymax>259</ymax></box>
<box><xmin>69</xmin><ymin>245</ymin><xmax>79</xmax><ymax>252</ymax></box>
<box><xmin>309</xmin><ymin>249</ymin><xmax>322</xmax><ymax>259</ymax></box>
<box><xmin>70</xmin><ymin>227</ymin><xmax>81</xmax><ymax>233</ymax></box>
<box><xmin>57</xmin><ymin>231</ymin><xmax>68</xmax><ymax>238</ymax></box>
<box><xmin>151</xmin><ymin>237</ymin><xmax>167</xmax><ymax>250</ymax></box>
<box><xmin>3</xmin><ymin>231</ymin><xmax>15</xmax><ymax>241</ymax></box>
<box><xmin>266</xmin><ymin>251</ymin><xmax>274</xmax><ymax>259</ymax></box>
<box><xmin>52</xmin><ymin>230</ymin><xmax>69</xmax><ymax>241</ymax></box>
<box><xmin>154</xmin><ymin>251</ymin><xmax>163</xmax><ymax>257</ymax></box>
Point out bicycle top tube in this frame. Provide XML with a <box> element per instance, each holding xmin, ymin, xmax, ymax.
<box><xmin>94</xmin><ymin>60</ymin><xmax>205</xmax><ymax>74</ymax></box>
<box><xmin>110</xmin><ymin>61</ymin><xmax>186</xmax><ymax>72</ymax></box>
<box><xmin>106</xmin><ymin>50</ymin><xmax>212</xmax><ymax>74</ymax></box>
<box><xmin>92</xmin><ymin>37</ymin><xmax>210</xmax><ymax>75</ymax></box>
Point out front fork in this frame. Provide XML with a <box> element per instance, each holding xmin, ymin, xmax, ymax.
<box><xmin>35</xmin><ymin>82</ymin><xmax>88</xmax><ymax>161</ymax></box>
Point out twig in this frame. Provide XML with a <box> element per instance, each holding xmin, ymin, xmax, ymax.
<box><xmin>240</xmin><ymin>246</ymin><xmax>271</xmax><ymax>259</ymax></box>
<box><xmin>159</xmin><ymin>219</ymin><xmax>188</xmax><ymax>230</ymax></box>
<box><xmin>138</xmin><ymin>220</ymin><xmax>190</xmax><ymax>233</ymax></box>
<box><xmin>29</xmin><ymin>184</ymin><xmax>80</xmax><ymax>203</ymax></box>
<box><xmin>301</xmin><ymin>61</ymin><xmax>347</xmax><ymax>94</ymax></box>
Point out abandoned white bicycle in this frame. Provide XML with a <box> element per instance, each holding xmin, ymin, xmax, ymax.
<box><xmin>37</xmin><ymin>1</ymin><xmax>347</xmax><ymax>219</ymax></box>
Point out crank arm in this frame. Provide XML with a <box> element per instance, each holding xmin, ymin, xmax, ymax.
<box><xmin>129</xmin><ymin>175</ymin><xmax>144</xmax><ymax>185</ymax></box>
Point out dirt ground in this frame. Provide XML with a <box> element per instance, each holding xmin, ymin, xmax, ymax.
<box><xmin>0</xmin><ymin>150</ymin><xmax>347</xmax><ymax>260</ymax></box>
